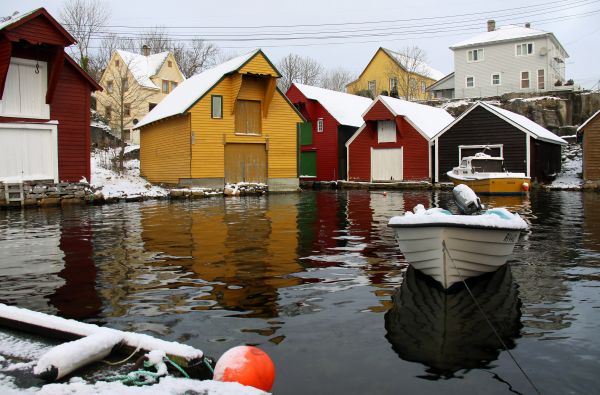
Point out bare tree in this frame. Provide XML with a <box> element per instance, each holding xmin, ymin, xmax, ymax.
<box><xmin>277</xmin><ymin>53</ymin><xmax>323</xmax><ymax>92</ymax></box>
<box><xmin>172</xmin><ymin>39</ymin><xmax>220</xmax><ymax>78</ymax></box>
<box><xmin>96</xmin><ymin>59</ymin><xmax>153</xmax><ymax>172</ymax></box>
<box><xmin>320</xmin><ymin>67</ymin><xmax>355</xmax><ymax>92</ymax></box>
<box><xmin>136</xmin><ymin>26</ymin><xmax>172</xmax><ymax>54</ymax></box>
<box><xmin>385</xmin><ymin>46</ymin><xmax>431</xmax><ymax>101</ymax></box>
<box><xmin>60</xmin><ymin>0</ymin><xmax>110</xmax><ymax>72</ymax></box>
<box><xmin>88</xmin><ymin>33</ymin><xmax>135</xmax><ymax>82</ymax></box>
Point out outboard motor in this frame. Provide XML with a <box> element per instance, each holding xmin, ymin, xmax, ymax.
<box><xmin>452</xmin><ymin>184</ymin><xmax>483</xmax><ymax>215</ymax></box>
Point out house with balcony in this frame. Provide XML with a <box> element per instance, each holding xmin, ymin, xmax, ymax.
<box><xmin>449</xmin><ymin>20</ymin><xmax>568</xmax><ymax>99</ymax></box>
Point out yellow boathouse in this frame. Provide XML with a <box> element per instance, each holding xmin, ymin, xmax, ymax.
<box><xmin>136</xmin><ymin>49</ymin><xmax>304</xmax><ymax>191</ymax></box>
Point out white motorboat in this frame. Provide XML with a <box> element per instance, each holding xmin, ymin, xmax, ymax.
<box><xmin>388</xmin><ymin>186</ymin><xmax>527</xmax><ymax>289</ymax></box>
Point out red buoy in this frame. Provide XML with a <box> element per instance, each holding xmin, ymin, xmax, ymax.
<box><xmin>522</xmin><ymin>182</ymin><xmax>529</xmax><ymax>191</ymax></box>
<box><xmin>213</xmin><ymin>346</ymin><xmax>275</xmax><ymax>391</ymax></box>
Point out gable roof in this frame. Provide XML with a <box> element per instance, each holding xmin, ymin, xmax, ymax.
<box><xmin>291</xmin><ymin>83</ymin><xmax>372</xmax><ymax>127</ymax></box>
<box><xmin>116</xmin><ymin>50</ymin><xmax>171</xmax><ymax>90</ymax></box>
<box><xmin>381</xmin><ymin>48</ymin><xmax>446</xmax><ymax>81</ymax></box>
<box><xmin>577</xmin><ymin>109</ymin><xmax>600</xmax><ymax>132</ymax></box>
<box><xmin>137</xmin><ymin>49</ymin><xmax>265</xmax><ymax>128</ymax></box>
<box><xmin>450</xmin><ymin>25</ymin><xmax>568</xmax><ymax>56</ymax></box>
<box><xmin>433</xmin><ymin>101</ymin><xmax>567</xmax><ymax>145</ymax></box>
<box><xmin>373</xmin><ymin>95</ymin><xmax>454</xmax><ymax>140</ymax></box>
<box><xmin>0</xmin><ymin>8</ymin><xmax>75</xmax><ymax>44</ymax></box>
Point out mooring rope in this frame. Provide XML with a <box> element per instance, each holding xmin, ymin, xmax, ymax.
<box><xmin>107</xmin><ymin>354</ymin><xmax>190</xmax><ymax>386</ymax></box>
<box><xmin>442</xmin><ymin>241</ymin><xmax>542</xmax><ymax>395</ymax></box>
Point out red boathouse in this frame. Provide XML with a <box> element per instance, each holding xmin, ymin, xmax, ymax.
<box><xmin>286</xmin><ymin>83</ymin><xmax>372</xmax><ymax>181</ymax></box>
<box><xmin>0</xmin><ymin>8</ymin><xmax>101</xmax><ymax>183</ymax></box>
<box><xmin>346</xmin><ymin>96</ymin><xmax>453</xmax><ymax>182</ymax></box>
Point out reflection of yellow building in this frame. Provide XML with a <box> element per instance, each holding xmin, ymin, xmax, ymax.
<box><xmin>141</xmin><ymin>197</ymin><xmax>301</xmax><ymax>318</ymax></box>
<box><xmin>346</xmin><ymin>47</ymin><xmax>443</xmax><ymax>101</ymax></box>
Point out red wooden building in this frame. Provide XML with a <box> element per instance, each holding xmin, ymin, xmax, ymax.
<box><xmin>346</xmin><ymin>96</ymin><xmax>453</xmax><ymax>182</ymax></box>
<box><xmin>0</xmin><ymin>8</ymin><xmax>101</xmax><ymax>183</ymax></box>
<box><xmin>286</xmin><ymin>83</ymin><xmax>372</xmax><ymax>181</ymax></box>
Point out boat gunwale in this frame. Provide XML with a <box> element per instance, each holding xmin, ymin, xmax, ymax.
<box><xmin>387</xmin><ymin>222</ymin><xmax>526</xmax><ymax>231</ymax></box>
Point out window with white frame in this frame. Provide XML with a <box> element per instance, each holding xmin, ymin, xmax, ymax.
<box><xmin>491</xmin><ymin>73</ymin><xmax>501</xmax><ymax>85</ymax></box>
<box><xmin>516</xmin><ymin>43</ymin><xmax>534</xmax><ymax>56</ymax></box>
<box><xmin>467</xmin><ymin>48</ymin><xmax>483</xmax><ymax>62</ymax></box>
<box><xmin>466</xmin><ymin>76</ymin><xmax>474</xmax><ymax>87</ymax></box>
<box><xmin>389</xmin><ymin>78</ymin><xmax>398</xmax><ymax>93</ymax></box>
<box><xmin>537</xmin><ymin>69</ymin><xmax>545</xmax><ymax>90</ymax></box>
<box><xmin>521</xmin><ymin>71</ymin><xmax>530</xmax><ymax>89</ymax></box>
<box><xmin>0</xmin><ymin>57</ymin><xmax>50</xmax><ymax>119</ymax></box>
<box><xmin>377</xmin><ymin>120</ymin><xmax>396</xmax><ymax>143</ymax></box>
<box><xmin>368</xmin><ymin>80</ymin><xmax>376</xmax><ymax>95</ymax></box>
<box><xmin>317</xmin><ymin>118</ymin><xmax>324</xmax><ymax>132</ymax></box>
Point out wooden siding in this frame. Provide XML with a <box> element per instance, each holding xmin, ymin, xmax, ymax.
<box><xmin>437</xmin><ymin>106</ymin><xmax>527</xmax><ymax>181</ymax></box>
<box><xmin>51</xmin><ymin>61</ymin><xmax>91</xmax><ymax>181</ymax></box>
<box><xmin>348</xmin><ymin>116</ymin><xmax>429</xmax><ymax>182</ymax></box>
<box><xmin>286</xmin><ymin>84</ymin><xmax>342</xmax><ymax>181</ymax></box>
<box><xmin>189</xmin><ymin>61</ymin><xmax>300</xmax><ymax>181</ymax></box>
<box><xmin>583</xmin><ymin>115</ymin><xmax>600</xmax><ymax>181</ymax></box>
<box><xmin>239</xmin><ymin>53</ymin><xmax>279</xmax><ymax>77</ymax></box>
<box><xmin>225</xmin><ymin>143</ymin><xmax>267</xmax><ymax>184</ymax></box>
<box><xmin>4</xmin><ymin>14</ymin><xmax>71</xmax><ymax>46</ymax></box>
<box><xmin>140</xmin><ymin>114</ymin><xmax>191</xmax><ymax>184</ymax></box>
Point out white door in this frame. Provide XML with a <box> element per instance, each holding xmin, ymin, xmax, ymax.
<box><xmin>0</xmin><ymin>124</ymin><xmax>58</xmax><ymax>182</ymax></box>
<box><xmin>371</xmin><ymin>147</ymin><xmax>403</xmax><ymax>181</ymax></box>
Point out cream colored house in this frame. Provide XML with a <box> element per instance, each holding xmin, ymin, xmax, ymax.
<box><xmin>97</xmin><ymin>47</ymin><xmax>185</xmax><ymax>144</ymax></box>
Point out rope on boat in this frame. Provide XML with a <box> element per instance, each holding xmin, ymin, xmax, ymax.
<box><xmin>101</xmin><ymin>341</ymin><xmax>142</xmax><ymax>366</ymax></box>
<box><xmin>442</xmin><ymin>241</ymin><xmax>542</xmax><ymax>395</ymax></box>
<box><xmin>107</xmin><ymin>352</ymin><xmax>190</xmax><ymax>386</ymax></box>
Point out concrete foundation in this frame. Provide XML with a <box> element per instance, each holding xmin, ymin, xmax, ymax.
<box><xmin>267</xmin><ymin>178</ymin><xmax>300</xmax><ymax>192</ymax></box>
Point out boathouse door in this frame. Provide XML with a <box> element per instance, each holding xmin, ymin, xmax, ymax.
<box><xmin>225</xmin><ymin>143</ymin><xmax>267</xmax><ymax>184</ymax></box>
<box><xmin>371</xmin><ymin>147</ymin><xmax>403</xmax><ymax>181</ymax></box>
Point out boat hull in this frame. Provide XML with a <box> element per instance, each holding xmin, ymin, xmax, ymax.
<box><xmin>391</xmin><ymin>225</ymin><xmax>522</xmax><ymax>289</ymax></box>
<box><xmin>447</xmin><ymin>174</ymin><xmax>529</xmax><ymax>195</ymax></box>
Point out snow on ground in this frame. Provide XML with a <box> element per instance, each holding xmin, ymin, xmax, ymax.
<box><xmin>508</xmin><ymin>96</ymin><xmax>564</xmax><ymax>103</ymax></box>
<box><xmin>88</xmin><ymin>148</ymin><xmax>167</xmax><ymax>199</ymax></box>
<box><xmin>550</xmin><ymin>144</ymin><xmax>583</xmax><ymax>189</ymax></box>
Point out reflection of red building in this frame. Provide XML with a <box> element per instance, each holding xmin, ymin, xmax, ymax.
<box><xmin>49</xmin><ymin>212</ymin><xmax>101</xmax><ymax>319</ymax></box>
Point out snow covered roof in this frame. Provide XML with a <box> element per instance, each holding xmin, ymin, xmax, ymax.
<box><xmin>450</xmin><ymin>25</ymin><xmax>568</xmax><ymax>56</ymax></box>
<box><xmin>292</xmin><ymin>83</ymin><xmax>372</xmax><ymax>127</ymax></box>
<box><xmin>0</xmin><ymin>9</ymin><xmax>40</xmax><ymax>31</ymax></box>
<box><xmin>116</xmin><ymin>50</ymin><xmax>171</xmax><ymax>90</ymax></box>
<box><xmin>433</xmin><ymin>101</ymin><xmax>567</xmax><ymax>145</ymax></box>
<box><xmin>382</xmin><ymin>48</ymin><xmax>446</xmax><ymax>81</ymax></box>
<box><xmin>375</xmin><ymin>95</ymin><xmax>455</xmax><ymax>140</ymax></box>
<box><xmin>577</xmin><ymin>109</ymin><xmax>600</xmax><ymax>132</ymax></box>
<box><xmin>137</xmin><ymin>49</ymin><xmax>261</xmax><ymax>128</ymax></box>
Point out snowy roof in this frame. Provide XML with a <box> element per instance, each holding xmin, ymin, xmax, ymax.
<box><xmin>383</xmin><ymin>48</ymin><xmax>446</xmax><ymax>81</ymax></box>
<box><xmin>0</xmin><ymin>8</ymin><xmax>40</xmax><ymax>31</ymax></box>
<box><xmin>137</xmin><ymin>49</ymin><xmax>261</xmax><ymax>128</ymax></box>
<box><xmin>433</xmin><ymin>102</ymin><xmax>567</xmax><ymax>145</ymax></box>
<box><xmin>116</xmin><ymin>50</ymin><xmax>170</xmax><ymax>90</ymax></box>
<box><xmin>292</xmin><ymin>83</ymin><xmax>372</xmax><ymax>127</ymax></box>
<box><xmin>376</xmin><ymin>95</ymin><xmax>455</xmax><ymax>139</ymax></box>
<box><xmin>450</xmin><ymin>25</ymin><xmax>568</xmax><ymax>56</ymax></box>
<box><xmin>577</xmin><ymin>109</ymin><xmax>600</xmax><ymax>132</ymax></box>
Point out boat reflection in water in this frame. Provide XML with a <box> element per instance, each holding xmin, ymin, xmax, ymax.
<box><xmin>384</xmin><ymin>265</ymin><xmax>522</xmax><ymax>379</ymax></box>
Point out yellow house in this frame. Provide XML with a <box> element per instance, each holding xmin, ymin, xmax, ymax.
<box><xmin>346</xmin><ymin>47</ymin><xmax>444</xmax><ymax>101</ymax></box>
<box><xmin>136</xmin><ymin>49</ymin><xmax>304</xmax><ymax>191</ymax></box>
<box><xmin>96</xmin><ymin>47</ymin><xmax>185</xmax><ymax>144</ymax></box>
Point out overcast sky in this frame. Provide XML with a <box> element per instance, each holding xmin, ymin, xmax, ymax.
<box><xmin>2</xmin><ymin>0</ymin><xmax>599</xmax><ymax>88</ymax></box>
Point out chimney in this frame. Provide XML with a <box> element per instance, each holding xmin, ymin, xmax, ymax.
<box><xmin>525</xmin><ymin>22</ymin><xmax>531</xmax><ymax>28</ymax></box>
<box><xmin>487</xmin><ymin>19</ymin><xmax>496</xmax><ymax>32</ymax></box>
<box><xmin>142</xmin><ymin>45</ymin><xmax>150</xmax><ymax>56</ymax></box>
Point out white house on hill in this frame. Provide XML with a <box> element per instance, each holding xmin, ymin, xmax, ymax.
<box><xmin>449</xmin><ymin>20</ymin><xmax>568</xmax><ymax>99</ymax></box>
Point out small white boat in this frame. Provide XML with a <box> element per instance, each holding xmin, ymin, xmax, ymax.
<box><xmin>388</xmin><ymin>186</ymin><xmax>527</xmax><ymax>289</ymax></box>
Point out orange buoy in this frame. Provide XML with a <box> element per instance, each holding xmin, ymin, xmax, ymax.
<box><xmin>213</xmin><ymin>346</ymin><xmax>275</xmax><ymax>391</ymax></box>
<box><xmin>522</xmin><ymin>182</ymin><xmax>529</xmax><ymax>191</ymax></box>
<box><xmin>383</xmin><ymin>191</ymin><xmax>387</xmax><ymax>197</ymax></box>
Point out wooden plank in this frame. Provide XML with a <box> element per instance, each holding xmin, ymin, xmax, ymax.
<box><xmin>225</xmin><ymin>143</ymin><xmax>267</xmax><ymax>184</ymax></box>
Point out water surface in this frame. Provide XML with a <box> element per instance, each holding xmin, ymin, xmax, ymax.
<box><xmin>0</xmin><ymin>189</ymin><xmax>598</xmax><ymax>394</ymax></box>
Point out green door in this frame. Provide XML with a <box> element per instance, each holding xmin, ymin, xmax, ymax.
<box><xmin>300</xmin><ymin>151</ymin><xmax>317</xmax><ymax>177</ymax></box>
<box><xmin>299</xmin><ymin>122</ymin><xmax>313</xmax><ymax>145</ymax></box>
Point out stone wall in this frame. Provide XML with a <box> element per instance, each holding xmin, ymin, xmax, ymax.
<box><xmin>0</xmin><ymin>182</ymin><xmax>98</xmax><ymax>208</ymax></box>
